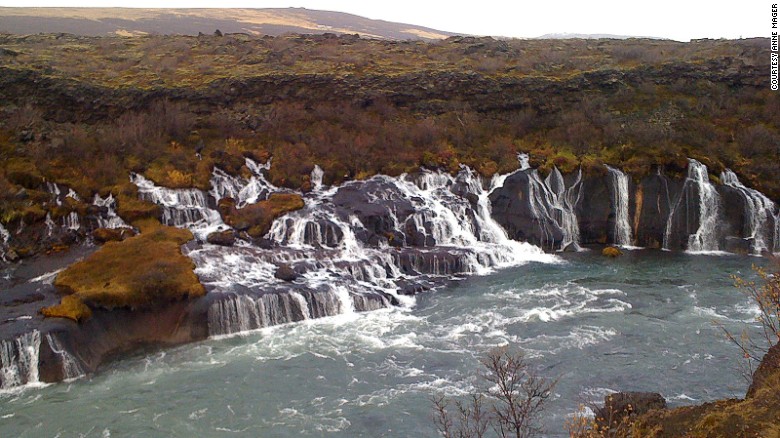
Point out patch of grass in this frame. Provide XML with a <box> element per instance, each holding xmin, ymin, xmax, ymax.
<box><xmin>49</xmin><ymin>225</ymin><xmax>204</xmax><ymax>315</ymax></box>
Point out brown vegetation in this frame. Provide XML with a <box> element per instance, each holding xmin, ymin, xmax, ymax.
<box><xmin>432</xmin><ymin>347</ymin><xmax>557</xmax><ymax>438</ymax></box>
<box><xmin>219</xmin><ymin>193</ymin><xmax>305</xmax><ymax>238</ymax></box>
<box><xmin>46</xmin><ymin>223</ymin><xmax>203</xmax><ymax>320</ymax></box>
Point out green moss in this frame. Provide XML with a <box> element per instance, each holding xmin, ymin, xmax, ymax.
<box><xmin>51</xmin><ymin>225</ymin><xmax>204</xmax><ymax>311</ymax></box>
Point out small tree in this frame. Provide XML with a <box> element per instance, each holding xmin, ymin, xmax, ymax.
<box><xmin>432</xmin><ymin>347</ymin><xmax>557</xmax><ymax>438</ymax></box>
<box><xmin>722</xmin><ymin>263</ymin><xmax>780</xmax><ymax>380</ymax></box>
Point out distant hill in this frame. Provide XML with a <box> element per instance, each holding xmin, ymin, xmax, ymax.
<box><xmin>536</xmin><ymin>32</ymin><xmax>664</xmax><ymax>40</ymax></box>
<box><xmin>0</xmin><ymin>7</ymin><xmax>456</xmax><ymax>40</ymax></box>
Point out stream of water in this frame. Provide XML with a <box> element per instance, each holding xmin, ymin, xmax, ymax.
<box><xmin>0</xmin><ymin>251</ymin><xmax>765</xmax><ymax>437</ymax></box>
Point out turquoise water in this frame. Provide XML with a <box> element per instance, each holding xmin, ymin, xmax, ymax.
<box><xmin>0</xmin><ymin>250</ymin><xmax>768</xmax><ymax>437</ymax></box>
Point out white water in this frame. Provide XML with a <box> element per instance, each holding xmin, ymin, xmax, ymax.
<box><xmin>0</xmin><ymin>331</ymin><xmax>41</xmax><ymax>390</ymax></box>
<box><xmin>63</xmin><ymin>212</ymin><xmax>80</xmax><ymax>231</ymax></box>
<box><xmin>0</xmin><ymin>223</ymin><xmax>9</xmax><ymax>261</ymax></box>
<box><xmin>192</xmin><ymin>166</ymin><xmax>557</xmax><ymax>337</ymax></box>
<box><xmin>664</xmin><ymin>159</ymin><xmax>722</xmax><ymax>253</ymax></box>
<box><xmin>606</xmin><ymin>166</ymin><xmax>633</xmax><ymax>247</ymax></box>
<box><xmin>210</xmin><ymin>159</ymin><xmax>279</xmax><ymax>208</ymax></box>
<box><xmin>93</xmin><ymin>194</ymin><xmax>128</xmax><ymax>229</ymax></box>
<box><xmin>45</xmin><ymin>334</ymin><xmax>85</xmax><ymax>381</ymax></box>
<box><xmin>131</xmin><ymin>174</ymin><xmax>226</xmax><ymax>240</ymax></box>
<box><xmin>44</xmin><ymin>214</ymin><xmax>56</xmax><ymax>237</ymax></box>
<box><xmin>525</xmin><ymin>167</ymin><xmax>583</xmax><ymax>251</ymax></box>
<box><xmin>311</xmin><ymin>165</ymin><xmax>324</xmax><ymax>191</ymax></box>
<box><xmin>45</xmin><ymin>182</ymin><xmax>62</xmax><ymax>206</ymax></box>
<box><xmin>720</xmin><ymin>169</ymin><xmax>777</xmax><ymax>255</ymax></box>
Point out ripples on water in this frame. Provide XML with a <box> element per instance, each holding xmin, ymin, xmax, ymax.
<box><xmin>0</xmin><ymin>251</ymin><xmax>768</xmax><ymax>437</ymax></box>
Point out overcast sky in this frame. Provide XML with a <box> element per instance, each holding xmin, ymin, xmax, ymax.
<box><xmin>0</xmin><ymin>0</ymin><xmax>765</xmax><ymax>41</ymax></box>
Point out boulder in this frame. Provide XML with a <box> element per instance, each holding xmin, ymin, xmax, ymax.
<box><xmin>206</xmin><ymin>229</ymin><xmax>236</xmax><ymax>246</ymax></box>
<box><xmin>274</xmin><ymin>264</ymin><xmax>298</xmax><ymax>282</ymax></box>
<box><xmin>92</xmin><ymin>227</ymin><xmax>136</xmax><ymax>244</ymax></box>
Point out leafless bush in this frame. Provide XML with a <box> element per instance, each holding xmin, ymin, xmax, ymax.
<box><xmin>721</xmin><ymin>263</ymin><xmax>780</xmax><ymax>381</ymax></box>
<box><xmin>432</xmin><ymin>347</ymin><xmax>557</xmax><ymax>438</ymax></box>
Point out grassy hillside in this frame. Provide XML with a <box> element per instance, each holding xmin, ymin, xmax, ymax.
<box><xmin>0</xmin><ymin>7</ymin><xmax>455</xmax><ymax>40</ymax></box>
<box><xmin>0</xmin><ymin>33</ymin><xmax>775</xmax><ymax>239</ymax></box>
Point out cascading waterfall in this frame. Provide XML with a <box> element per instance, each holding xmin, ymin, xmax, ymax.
<box><xmin>311</xmin><ymin>165</ymin><xmax>324</xmax><ymax>191</ymax></box>
<box><xmin>190</xmin><ymin>164</ymin><xmax>556</xmax><ymax>337</ymax></box>
<box><xmin>606</xmin><ymin>166</ymin><xmax>633</xmax><ymax>247</ymax></box>
<box><xmin>93</xmin><ymin>194</ymin><xmax>128</xmax><ymax>229</ymax></box>
<box><xmin>0</xmin><ymin>223</ymin><xmax>9</xmax><ymax>260</ymax></box>
<box><xmin>63</xmin><ymin>212</ymin><xmax>80</xmax><ymax>231</ymax></box>
<box><xmin>720</xmin><ymin>169</ymin><xmax>777</xmax><ymax>255</ymax></box>
<box><xmin>664</xmin><ymin>159</ymin><xmax>721</xmax><ymax>252</ymax></box>
<box><xmin>526</xmin><ymin>167</ymin><xmax>583</xmax><ymax>251</ymax></box>
<box><xmin>45</xmin><ymin>182</ymin><xmax>62</xmax><ymax>206</ymax></box>
<box><xmin>45</xmin><ymin>214</ymin><xmax>56</xmax><ymax>237</ymax></box>
<box><xmin>210</xmin><ymin>159</ymin><xmax>278</xmax><ymax>207</ymax></box>
<box><xmin>45</xmin><ymin>334</ymin><xmax>85</xmax><ymax>381</ymax></box>
<box><xmin>0</xmin><ymin>331</ymin><xmax>41</xmax><ymax>390</ymax></box>
<box><xmin>131</xmin><ymin>173</ymin><xmax>226</xmax><ymax>239</ymax></box>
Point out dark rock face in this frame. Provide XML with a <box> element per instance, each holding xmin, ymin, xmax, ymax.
<box><xmin>577</xmin><ymin>173</ymin><xmax>613</xmax><ymax>245</ymax></box>
<box><xmin>633</xmin><ymin>173</ymin><xmax>682</xmax><ymax>249</ymax></box>
<box><xmin>489</xmin><ymin>170</ymin><xmax>563</xmax><ymax>251</ymax></box>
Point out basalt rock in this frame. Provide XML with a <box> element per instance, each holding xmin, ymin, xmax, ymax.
<box><xmin>488</xmin><ymin>170</ymin><xmax>564</xmax><ymax>251</ymax></box>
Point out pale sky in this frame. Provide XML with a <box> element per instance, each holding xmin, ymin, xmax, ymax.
<box><xmin>0</xmin><ymin>0</ymin><xmax>765</xmax><ymax>41</ymax></box>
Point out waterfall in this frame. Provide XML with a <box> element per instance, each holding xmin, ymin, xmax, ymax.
<box><xmin>93</xmin><ymin>194</ymin><xmax>128</xmax><ymax>229</ymax></box>
<box><xmin>311</xmin><ymin>165</ymin><xmax>324</xmax><ymax>191</ymax></box>
<box><xmin>0</xmin><ymin>223</ymin><xmax>9</xmax><ymax>261</ymax></box>
<box><xmin>525</xmin><ymin>167</ymin><xmax>583</xmax><ymax>251</ymax></box>
<box><xmin>0</xmin><ymin>331</ymin><xmax>41</xmax><ymax>389</ymax></box>
<box><xmin>46</xmin><ymin>182</ymin><xmax>62</xmax><ymax>206</ymax></box>
<box><xmin>192</xmin><ymin>165</ymin><xmax>557</xmax><ymax>337</ymax></box>
<box><xmin>131</xmin><ymin>173</ymin><xmax>226</xmax><ymax>239</ymax></box>
<box><xmin>45</xmin><ymin>333</ymin><xmax>85</xmax><ymax>381</ymax></box>
<box><xmin>63</xmin><ymin>212</ymin><xmax>80</xmax><ymax>231</ymax></box>
<box><xmin>606</xmin><ymin>166</ymin><xmax>633</xmax><ymax>247</ymax></box>
<box><xmin>66</xmin><ymin>189</ymin><xmax>81</xmax><ymax>202</ymax></box>
<box><xmin>664</xmin><ymin>159</ymin><xmax>721</xmax><ymax>252</ymax></box>
<box><xmin>518</xmin><ymin>153</ymin><xmax>531</xmax><ymax>170</ymax></box>
<box><xmin>720</xmin><ymin>169</ymin><xmax>777</xmax><ymax>255</ymax></box>
<box><xmin>45</xmin><ymin>214</ymin><xmax>56</xmax><ymax>237</ymax></box>
<box><xmin>210</xmin><ymin>159</ymin><xmax>278</xmax><ymax>208</ymax></box>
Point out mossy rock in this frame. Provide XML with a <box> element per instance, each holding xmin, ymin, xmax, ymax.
<box><xmin>602</xmin><ymin>246</ymin><xmax>623</xmax><ymax>257</ymax></box>
<box><xmin>221</xmin><ymin>193</ymin><xmax>305</xmax><ymax>239</ymax></box>
<box><xmin>21</xmin><ymin>204</ymin><xmax>47</xmax><ymax>223</ymax></box>
<box><xmin>40</xmin><ymin>295</ymin><xmax>92</xmax><ymax>322</ymax></box>
<box><xmin>116</xmin><ymin>194</ymin><xmax>161</xmax><ymax>223</ymax></box>
<box><xmin>5</xmin><ymin>158</ymin><xmax>43</xmax><ymax>189</ymax></box>
<box><xmin>92</xmin><ymin>227</ymin><xmax>136</xmax><ymax>243</ymax></box>
<box><xmin>50</xmin><ymin>225</ymin><xmax>204</xmax><ymax>313</ymax></box>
